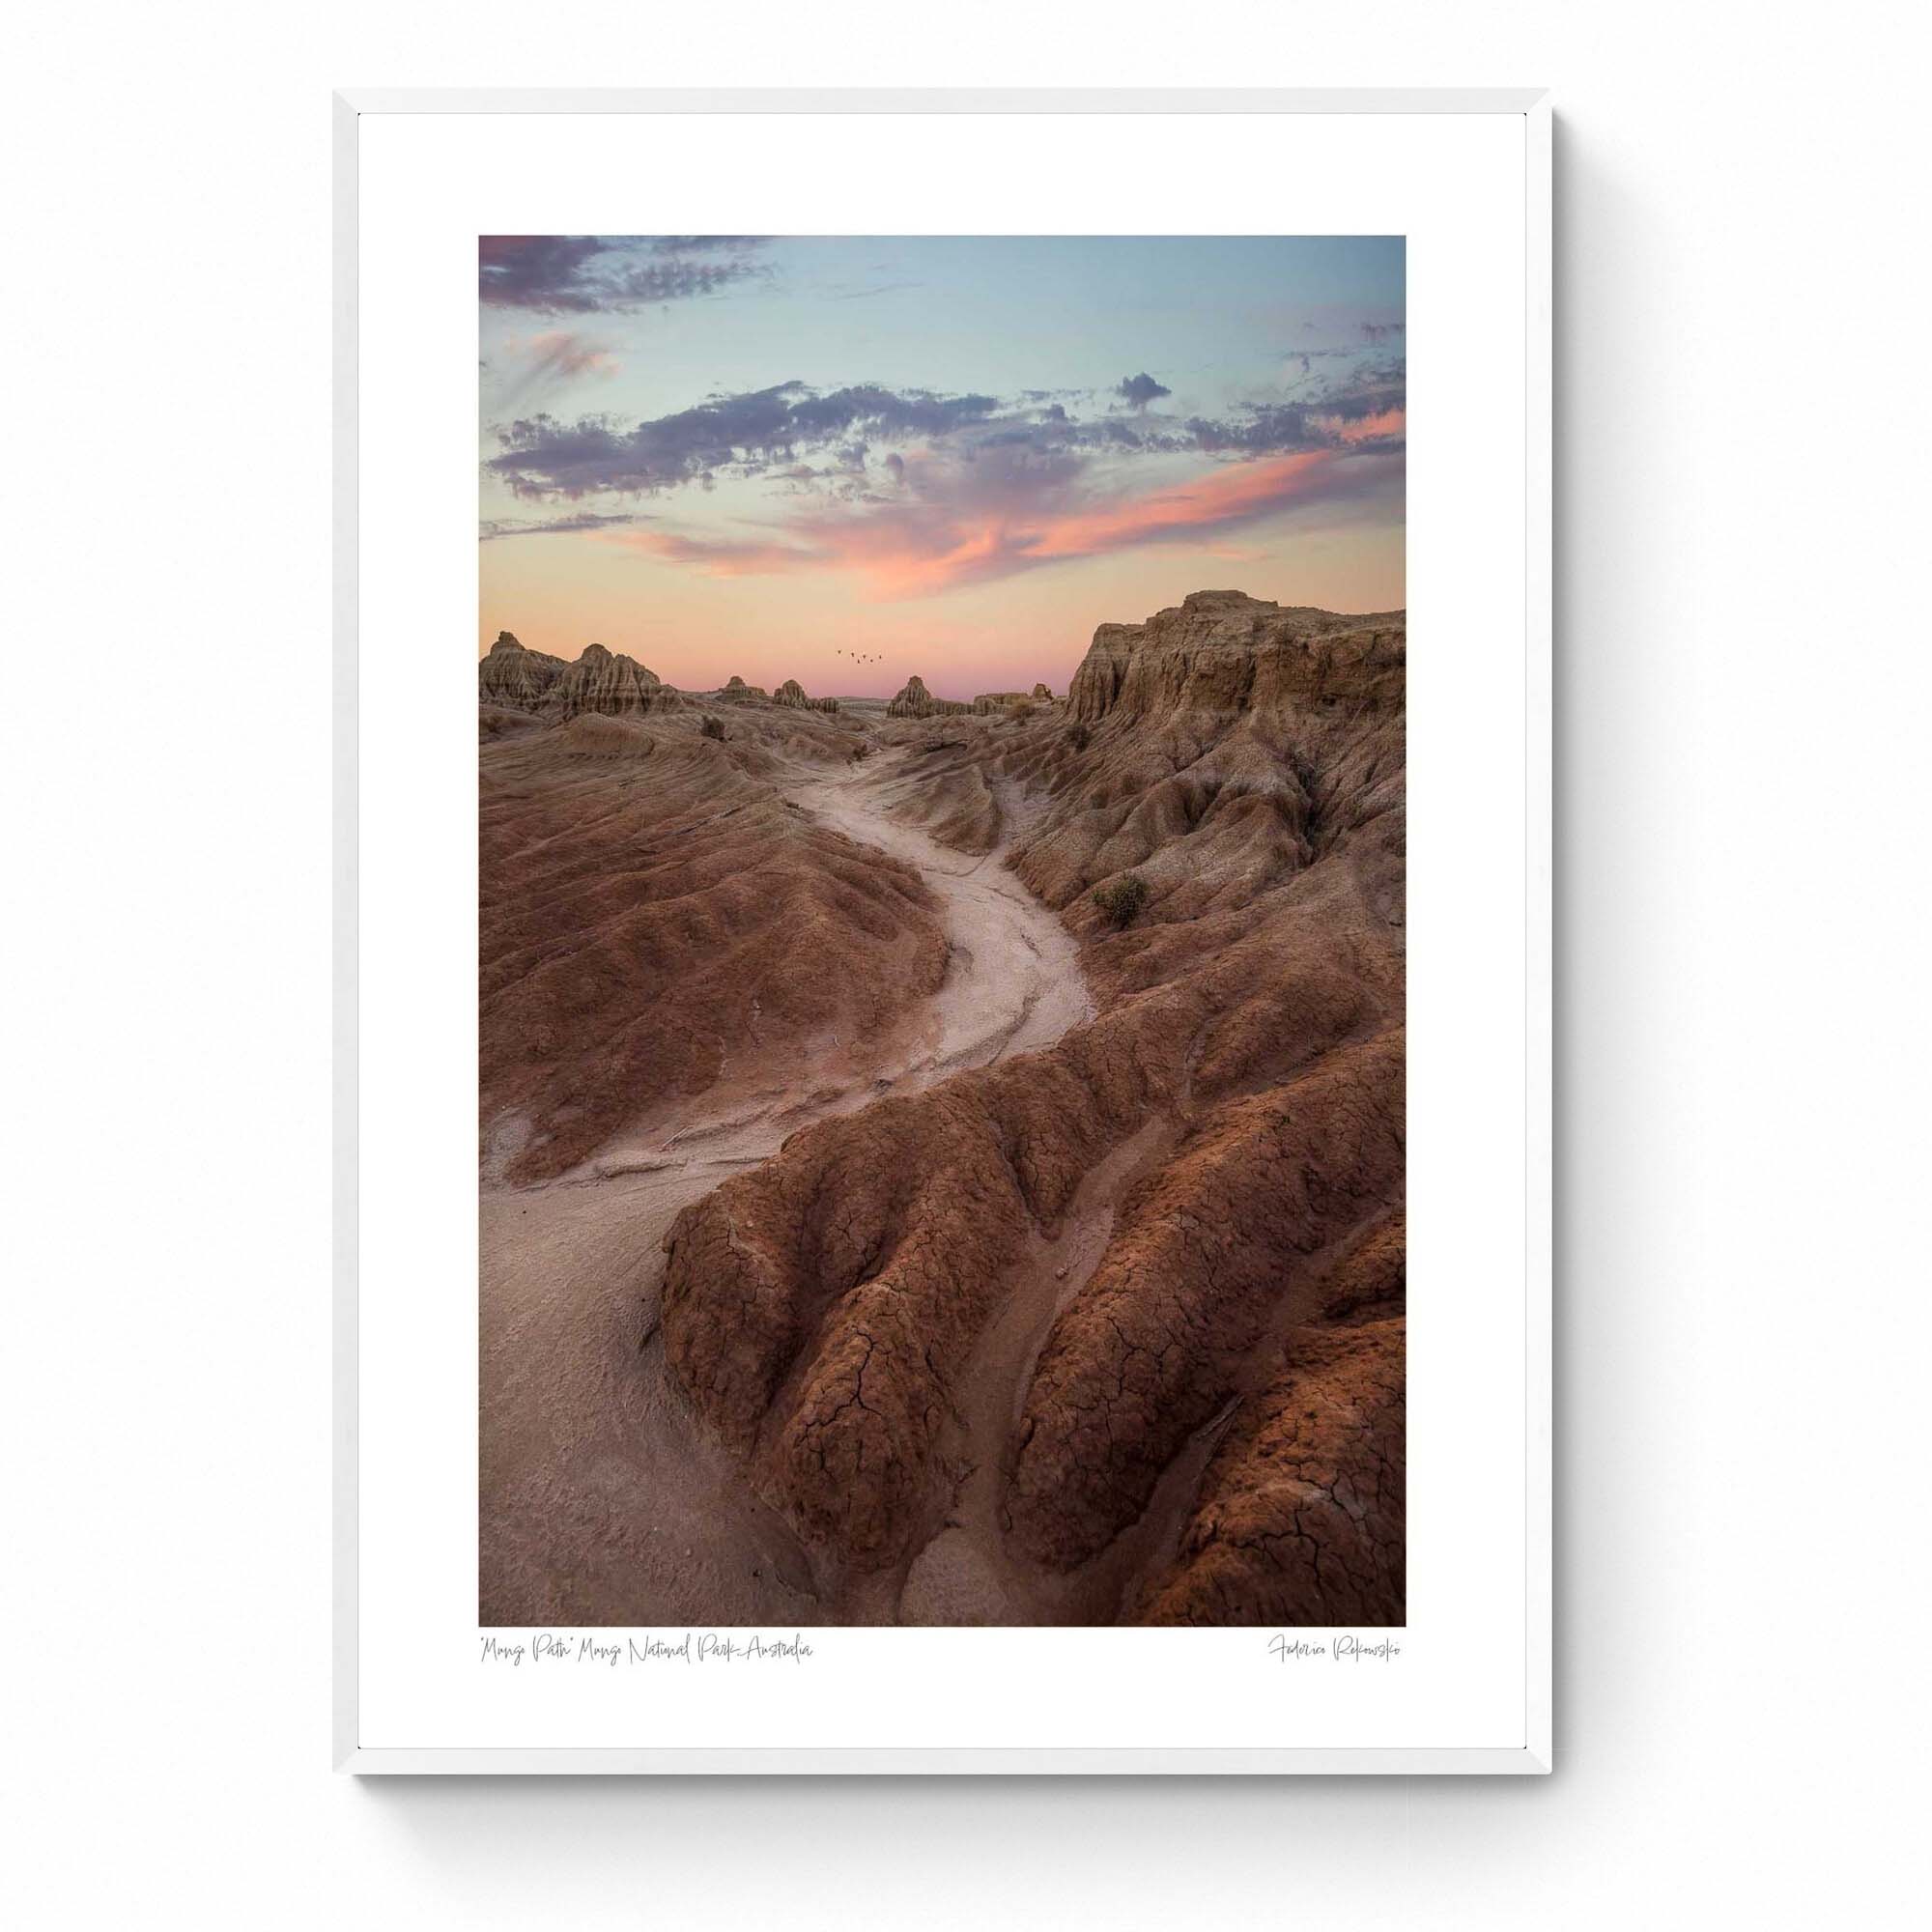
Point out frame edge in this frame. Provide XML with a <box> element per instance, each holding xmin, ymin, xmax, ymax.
<box><xmin>329</xmin><ymin>86</ymin><xmax>1550</xmax><ymax>118</ymax></box>
<box><xmin>343</xmin><ymin>1746</ymin><xmax>1556</xmax><ymax>1776</ymax></box>
<box><xmin>334</xmin><ymin>84</ymin><xmax>1556</xmax><ymax>1777</ymax></box>
<box><xmin>1523</xmin><ymin>88</ymin><xmax>1555</xmax><ymax>1776</ymax></box>
<box><xmin>331</xmin><ymin>88</ymin><xmax>361</xmax><ymax>1776</ymax></box>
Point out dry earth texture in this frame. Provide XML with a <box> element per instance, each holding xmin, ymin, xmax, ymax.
<box><xmin>479</xmin><ymin>593</ymin><xmax>1405</xmax><ymax>1626</ymax></box>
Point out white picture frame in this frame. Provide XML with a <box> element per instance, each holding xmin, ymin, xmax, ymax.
<box><xmin>335</xmin><ymin>87</ymin><xmax>1551</xmax><ymax>1776</ymax></box>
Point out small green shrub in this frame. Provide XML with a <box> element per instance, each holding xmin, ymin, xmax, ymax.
<box><xmin>1093</xmin><ymin>873</ymin><xmax>1150</xmax><ymax>927</ymax></box>
<box><xmin>699</xmin><ymin>714</ymin><xmax>725</xmax><ymax>741</ymax></box>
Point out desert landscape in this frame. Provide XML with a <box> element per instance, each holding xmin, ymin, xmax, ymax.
<box><xmin>478</xmin><ymin>588</ymin><xmax>1406</xmax><ymax>1626</ymax></box>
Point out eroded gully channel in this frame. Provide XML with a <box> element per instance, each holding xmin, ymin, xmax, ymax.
<box><xmin>480</xmin><ymin>748</ymin><xmax>1111</xmax><ymax>1627</ymax></box>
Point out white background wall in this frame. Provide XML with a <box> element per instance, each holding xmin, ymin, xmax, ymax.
<box><xmin>6</xmin><ymin>5</ymin><xmax>1925</xmax><ymax>1926</ymax></box>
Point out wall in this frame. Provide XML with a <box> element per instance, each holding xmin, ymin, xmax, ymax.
<box><xmin>6</xmin><ymin>4</ymin><xmax>1921</xmax><ymax>1925</ymax></box>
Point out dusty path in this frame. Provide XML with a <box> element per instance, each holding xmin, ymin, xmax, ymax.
<box><xmin>480</xmin><ymin>749</ymin><xmax>1094</xmax><ymax>1627</ymax></box>
<box><xmin>782</xmin><ymin>757</ymin><xmax>1091</xmax><ymax>1080</ymax></box>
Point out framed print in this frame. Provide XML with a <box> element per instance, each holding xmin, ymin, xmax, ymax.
<box><xmin>336</xmin><ymin>88</ymin><xmax>1551</xmax><ymax>1774</ymax></box>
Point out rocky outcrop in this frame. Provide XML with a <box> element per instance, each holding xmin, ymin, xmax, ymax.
<box><xmin>1014</xmin><ymin>592</ymin><xmax>1406</xmax><ymax>936</ymax></box>
<box><xmin>887</xmin><ymin>674</ymin><xmax>969</xmax><ymax>719</ymax></box>
<box><xmin>719</xmin><ymin>674</ymin><xmax>768</xmax><ymax>703</ymax></box>
<box><xmin>538</xmin><ymin>642</ymin><xmax>667</xmax><ymax>722</ymax></box>
<box><xmin>775</xmin><ymin>678</ymin><xmax>839</xmax><ymax>714</ymax></box>
<box><xmin>1066</xmin><ymin>589</ymin><xmax>1404</xmax><ymax>724</ymax></box>
<box><xmin>887</xmin><ymin>674</ymin><xmax>935</xmax><ymax>717</ymax></box>
<box><xmin>478</xmin><ymin>631</ymin><xmax>569</xmax><ymax>711</ymax></box>
<box><xmin>969</xmin><ymin>689</ymin><xmax>1053</xmax><ymax>716</ymax></box>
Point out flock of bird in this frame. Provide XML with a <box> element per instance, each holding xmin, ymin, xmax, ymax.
<box><xmin>835</xmin><ymin>649</ymin><xmax>885</xmax><ymax>665</ymax></box>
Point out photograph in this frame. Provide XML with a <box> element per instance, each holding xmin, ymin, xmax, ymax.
<box><xmin>476</xmin><ymin>233</ymin><xmax>1408</xmax><ymax>1628</ymax></box>
<box><xmin>18</xmin><ymin>26</ymin><xmax>1923</xmax><ymax>1929</ymax></box>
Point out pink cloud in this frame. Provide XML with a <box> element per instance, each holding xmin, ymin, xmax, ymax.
<box><xmin>1311</xmin><ymin>407</ymin><xmax>1406</xmax><ymax>445</ymax></box>
<box><xmin>1025</xmin><ymin>452</ymin><xmax>1348</xmax><ymax>558</ymax></box>
<box><xmin>498</xmin><ymin>330</ymin><xmax>620</xmax><ymax>401</ymax></box>
<box><xmin>599</xmin><ymin>527</ymin><xmax>820</xmax><ymax>576</ymax></box>
<box><xmin>598</xmin><ymin>448</ymin><xmax>1400</xmax><ymax>600</ymax></box>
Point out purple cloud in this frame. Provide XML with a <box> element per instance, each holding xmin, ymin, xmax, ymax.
<box><xmin>479</xmin><ymin>236</ymin><xmax>770</xmax><ymax>314</ymax></box>
<box><xmin>1115</xmin><ymin>371</ymin><xmax>1173</xmax><ymax>409</ymax></box>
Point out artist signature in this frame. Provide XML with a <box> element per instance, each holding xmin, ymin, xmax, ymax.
<box><xmin>1268</xmin><ymin>1633</ymin><xmax>1404</xmax><ymax>1663</ymax></box>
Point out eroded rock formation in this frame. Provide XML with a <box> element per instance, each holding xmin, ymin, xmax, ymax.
<box><xmin>877</xmin><ymin>736</ymin><xmax>1004</xmax><ymax>853</ymax></box>
<box><xmin>1133</xmin><ymin>1308</ymin><xmax>1406</xmax><ymax>1626</ymax></box>
<box><xmin>886</xmin><ymin>674</ymin><xmax>969</xmax><ymax>719</ymax></box>
<box><xmin>480</xmin><ymin>716</ymin><xmax>945</xmax><ymax>1184</ymax></box>
<box><xmin>775</xmin><ymin>678</ymin><xmax>839</xmax><ymax>713</ymax></box>
<box><xmin>478</xmin><ymin>631</ymin><xmax>569</xmax><ymax>710</ymax></box>
<box><xmin>539</xmin><ymin>641</ymin><xmax>668</xmax><ymax>722</ymax></box>
<box><xmin>1066</xmin><ymin>588</ymin><xmax>1403</xmax><ymax>724</ymax></box>
<box><xmin>658</xmin><ymin>589</ymin><xmax>1406</xmax><ymax>1624</ymax></box>
<box><xmin>887</xmin><ymin>673</ymin><xmax>934</xmax><ymax>717</ymax></box>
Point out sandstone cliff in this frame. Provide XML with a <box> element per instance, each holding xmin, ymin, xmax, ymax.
<box><xmin>1066</xmin><ymin>588</ymin><xmax>1403</xmax><ymax>724</ymax></box>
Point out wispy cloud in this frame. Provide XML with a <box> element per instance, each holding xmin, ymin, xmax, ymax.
<box><xmin>1024</xmin><ymin>451</ymin><xmax>1390</xmax><ymax>561</ymax></box>
<box><xmin>596</xmin><ymin>445</ymin><xmax>1399</xmax><ymax>598</ymax></box>
<box><xmin>601</xmin><ymin>527</ymin><xmax>819</xmax><ymax>574</ymax></box>
<box><xmin>1310</xmin><ymin>407</ymin><xmax>1406</xmax><ymax>445</ymax></box>
<box><xmin>494</xmin><ymin>357</ymin><xmax>1405</xmax><ymax>597</ymax></box>
<box><xmin>789</xmin><ymin>448</ymin><xmax>1403</xmax><ymax>597</ymax></box>
<box><xmin>495</xmin><ymin>330</ymin><xmax>621</xmax><ymax>403</ymax></box>
<box><xmin>480</xmin><ymin>511</ymin><xmax>645</xmax><ymax>542</ymax></box>
<box><xmin>487</xmin><ymin>382</ymin><xmax>1002</xmax><ymax>498</ymax></box>
<box><xmin>478</xmin><ymin>236</ymin><xmax>770</xmax><ymax>314</ymax></box>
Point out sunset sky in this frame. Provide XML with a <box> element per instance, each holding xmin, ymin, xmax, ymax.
<box><xmin>479</xmin><ymin>236</ymin><xmax>1405</xmax><ymax>697</ymax></box>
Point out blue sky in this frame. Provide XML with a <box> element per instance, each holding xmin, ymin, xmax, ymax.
<box><xmin>480</xmin><ymin>236</ymin><xmax>1405</xmax><ymax>695</ymax></box>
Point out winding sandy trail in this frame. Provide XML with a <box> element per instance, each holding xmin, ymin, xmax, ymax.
<box><xmin>783</xmin><ymin>758</ymin><xmax>1091</xmax><ymax>1080</ymax></box>
<box><xmin>479</xmin><ymin>749</ymin><xmax>1093</xmax><ymax>1627</ymax></box>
